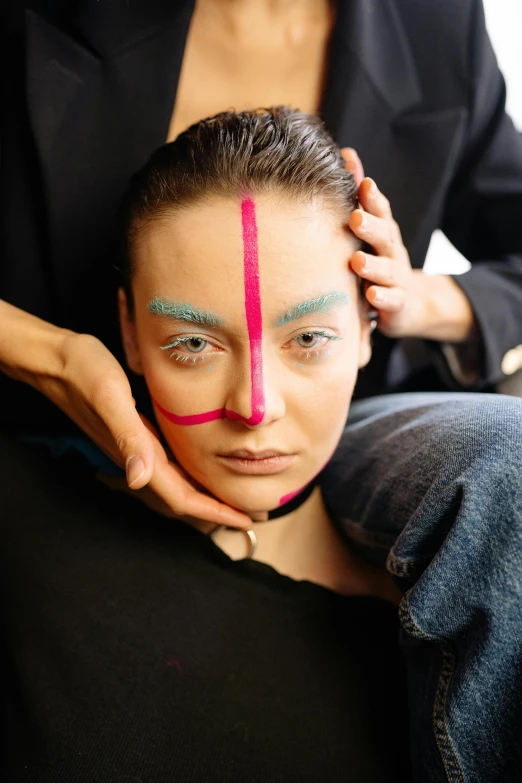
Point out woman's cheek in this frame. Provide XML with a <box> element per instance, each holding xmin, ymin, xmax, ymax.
<box><xmin>299</xmin><ymin>347</ymin><xmax>357</xmax><ymax>409</ymax></box>
<box><xmin>142</xmin><ymin>348</ymin><xmax>225</xmax><ymax>419</ymax></box>
<box><xmin>140</xmin><ymin>345</ymin><xmax>170</xmax><ymax>394</ymax></box>
<box><xmin>161</xmin><ymin>421</ymin><xmax>200</xmax><ymax>465</ymax></box>
<box><xmin>290</xmin><ymin>368</ymin><xmax>355</xmax><ymax>456</ymax></box>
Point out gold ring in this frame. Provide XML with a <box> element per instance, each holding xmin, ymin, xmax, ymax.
<box><xmin>210</xmin><ymin>525</ymin><xmax>258</xmax><ymax>559</ymax></box>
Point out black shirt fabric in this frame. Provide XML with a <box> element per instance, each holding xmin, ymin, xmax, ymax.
<box><xmin>2</xmin><ymin>438</ymin><xmax>411</xmax><ymax>782</ymax></box>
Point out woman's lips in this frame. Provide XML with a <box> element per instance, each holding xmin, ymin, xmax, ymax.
<box><xmin>216</xmin><ymin>450</ymin><xmax>296</xmax><ymax>475</ymax></box>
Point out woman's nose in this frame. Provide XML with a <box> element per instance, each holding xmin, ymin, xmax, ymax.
<box><xmin>224</xmin><ymin>347</ymin><xmax>285</xmax><ymax>428</ymax></box>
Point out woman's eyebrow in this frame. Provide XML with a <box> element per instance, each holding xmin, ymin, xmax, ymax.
<box><xmin>274</xmin><ymin>292</ymin><xmax>350</xmax><ymax>327</ymax></box>
<box><xmin>147</xmin><ymin>296</ymin><xmax>224</xmax><ymax>327</ymax></box>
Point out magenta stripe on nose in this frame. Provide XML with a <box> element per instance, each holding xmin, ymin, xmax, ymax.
<box><xmin>226</xmin><ymin>197</ymin><xmax>265</xmax><ymax>425</ymax></box>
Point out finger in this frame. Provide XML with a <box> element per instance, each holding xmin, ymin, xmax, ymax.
<box><xmin>137</xmin><ymin>411</ymin><xmax>254</xmax><ymax>529</ymax></box>
<box><xmin>358</xmin><ymin>178</ymin><xmax>393</xmax><ymax>220</ymax></box>
<box><xmin>340</xmin><ymin>147</ymin><xmax>365</xmax><ymax>187</ymax></box>
<box><xmin>250</xmin><ymin>511</ymin><xmax>269</xmax><ymax>522</ymax></box>
<box><xmin>138</xmin><ymin>412</ymin><xmax>162</xmax><ymax>440</ymax></box>
<box><xmin>365</xmin><ymin>285</ymin><xmax>406</xmax><ymax>313</ymax></box>
<box><xmin>150</xmin><ymin>460</ymin><xmax>252</xmax><ymax>530</ymax></box>
<box><xmin>92</xmin><ymin>378</ymin><xmax>156</xmax><ymax>488</ymax></box>
<box><xmin>349</xmin><ymin>209</ymin><xmax>400</xmax><ymax>257</ymax></box>
<box><xmin>350</xmin><ymin>251</ymin><xmax>408</xmax><ymax>288</ymax></box>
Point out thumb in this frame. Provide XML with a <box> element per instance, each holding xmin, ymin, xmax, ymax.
<box><xmin>99</xmin><ymin>384</ymin><xmax>156</xmax><ymax>489</ymax></box>
<box><xmin>118</xmin><ymin>419</ymin><xmax>156</xmax><ymax>489</ymax></box>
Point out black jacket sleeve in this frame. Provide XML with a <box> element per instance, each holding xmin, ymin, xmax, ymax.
<box><xmin>437</xmin><ymin>0</ymin><xmax>522</xmax><ymax>389</ymax></box>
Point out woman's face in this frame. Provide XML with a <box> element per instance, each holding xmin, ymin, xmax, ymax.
<box><xmin>120</xmin><ymin>193</ymin><xmax>371</xmax><ymax>514</ymax></box>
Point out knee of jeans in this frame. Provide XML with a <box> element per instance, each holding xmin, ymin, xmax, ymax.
<box><xmin>426</xmin><ymin>394</ymin><xmax>522</xmax><ymax>467</ymax></box>
<box><xmin>419</xmin><ymin>395</ymin><xmax>522</xmax><ymax>539</ymax></box>
<box><xmin>388</xmin><ymin>396</ymin><xmax>522</xmax><ymax>589</ymax></box>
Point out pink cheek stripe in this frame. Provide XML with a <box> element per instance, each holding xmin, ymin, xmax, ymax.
<box><xmin>152</xmin><ymin>396</ymin><xmax>226</xmax><ymax>426</ymax></box>
<box><xmin>279</xmin><ymin>487</ymin><xmax>303</xmax><ymax>506</ymax></box>
<box><xmin>151</xmin><ymin>196</ymin><xmax>265</xmax><ymax>427</ymax></box>
<box><xmin>278</xmin><ymin>456</ymin><xmax>332</xmax><ymax>506</ymax></box>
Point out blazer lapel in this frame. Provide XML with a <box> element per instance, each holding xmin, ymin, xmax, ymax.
<box><xmin>323</xmin><ymin>0</ymin><xmax>467</xmax><ymax>268</ymax></box>
<box><xmin>322</xmin><ymin>0</ymin><xmax>423</xmax><ymax>131</ymax></box>
<box><xmin>24</xmin><ymin>2</ymin><xmax>194</xmax><ymax>344</ymax></box>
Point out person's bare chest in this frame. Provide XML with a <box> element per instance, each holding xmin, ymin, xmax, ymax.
<box><xmin>167</xmin><ymin>1</ymin><xmax>334</xmax><ymax>141</ymax></box>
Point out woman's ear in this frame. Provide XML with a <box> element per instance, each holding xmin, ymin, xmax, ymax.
<box><xmin>118</xmin><ymin>287</ymin><xmax>144</xmax><ymax>375</ymax></box>
<box><xmin>357</xmin><ymin>311</ymin><xmax>373</xmax><ymax>369</ymax></box>
<box><xmin>354</xmin><ymin>275</ymin><xmax>373</xmax><ymax>369</ymax></box>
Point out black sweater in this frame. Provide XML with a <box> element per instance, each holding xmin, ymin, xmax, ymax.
<box><xmin>2</xmin><ymin>439</ymin><xmax>411</xmax><ymax>782</ymax></box>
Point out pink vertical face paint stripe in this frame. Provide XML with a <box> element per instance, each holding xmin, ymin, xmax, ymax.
<box><xmin>238</xmin><ymin>196</ymin><xmax>265</xmax><ymax>425</ymax></box>
<box><xmin>152</xmin><ymin>196</ymin><xmax>265</xmax><ymax>427</ymax></box>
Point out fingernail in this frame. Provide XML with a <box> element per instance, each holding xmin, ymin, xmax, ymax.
<box><xmin>126</xmin><ymin>455</ymin><xmax>145</xmax><ymax>487</ymax></box>
<box><xmin>357</xmin><ymin>211</ymin><xmax>366</xmax><ymax>229</ymax></box>
<box><xmin>359</xmin><ymin>252</ymin><xmax>369</xmax><ymax>272</ymax></box>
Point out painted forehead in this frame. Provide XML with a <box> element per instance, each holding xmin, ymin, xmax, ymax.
<box><xmin>146</xmin><ymin>194</ymin><xmax>352</xmax><ymax>327</ymax></box>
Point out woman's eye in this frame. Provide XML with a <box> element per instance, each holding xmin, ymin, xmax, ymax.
<box><xmin>160</xmin><ymin>335</ymin><xmax>213</xmax><ymax>362</ymax></box>
<box><xmin>184</xmin><ymin>337</ymin><xmax>207</xmax><ymax>353</ymax></box>
<box><xmin>294</xmin><ymin>332</ymin><xmax>324</xmax><ymax>349</ymax></box>
<box><xmin>288</xmin><ymin>330</ymin><xmax>341</xmax><ymax>360</ymax></box>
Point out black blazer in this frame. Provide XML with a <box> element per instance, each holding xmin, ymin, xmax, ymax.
<box><xmin>2</xmin><ymin>0</ymin><xmax>522</xmax><ymax>433</ymax></box>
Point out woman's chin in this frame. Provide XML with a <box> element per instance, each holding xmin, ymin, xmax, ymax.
<box><xmin>199</xmin><ymin>476</ymin><xmax>298</xmax><ymax>516</ymax></box>
<box><xmin>220</xmin><ymin>489</ymin><xmax>282</xmax><ymax>516</ymax></box>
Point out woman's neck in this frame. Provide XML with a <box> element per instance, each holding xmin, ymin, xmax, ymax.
<box><xmin>253</xmin><ymin>485</ymin><xmax>333</xmax><ymax>559</ymax></box>
<box><xmin>212</xmin><ymin>486</ymin><xmax>402</xmax><ymax>602</ymax></box>
<box><xmin>195</xmin><ymin>0</ymin><xmax>334</xmax><ymax>42</ymax></box>
<box><xmin>199</xmin><ymin>0</ymin><xmax>329</xmax><ymax>18</ymax></box>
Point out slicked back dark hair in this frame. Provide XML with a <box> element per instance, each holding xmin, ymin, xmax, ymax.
<box><xmin>122</xmin><ymin>107</ymin><xmax>358</xmax><ymax>298</ymax></box>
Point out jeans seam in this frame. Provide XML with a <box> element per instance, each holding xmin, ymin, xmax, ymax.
<box><xmin>399</xmin><ymin>595</ymin><xmax>465</xmax><ymax>783</ymax></box>
<box><xmin>387</xmin><ymin>550</ymin><xmax>435</xmax><ymax>578</ymax></box>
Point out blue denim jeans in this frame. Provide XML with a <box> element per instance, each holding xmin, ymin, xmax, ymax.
<box><xmin>319</xmin><ymin>392</ymin><xmax>522</xmax><ymax>783</ymax></box>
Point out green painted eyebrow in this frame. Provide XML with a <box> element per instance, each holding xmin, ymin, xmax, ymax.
<box><xmin>274</xmin><ymin>292</ymin><xmax>350</xmax><ymax>327</ymax></box>
<box><xmin>147</xmin><ymin>297</ymin><xmax>224</xmax><ymax>327</ymax></box>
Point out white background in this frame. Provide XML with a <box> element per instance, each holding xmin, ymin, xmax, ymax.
<box><xmin>423</xmin><ymin>0</ymin><xmax>522</xmax><ymax>274</ymax></box>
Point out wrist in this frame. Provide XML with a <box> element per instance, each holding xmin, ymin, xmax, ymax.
<box><xmin>0</xmin><ymin>300</ymin><xmax>74</xmax><ymax>389</ymax></box>
<box><xmin>413</xmin><ymin>273</ymin><xmax>477</xmax><ymax>343</ymax></box>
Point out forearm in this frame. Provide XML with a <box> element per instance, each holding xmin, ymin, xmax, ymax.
<box><xmin>0</xmin><ymin>300</ymin><xmax>73</xmax><ymax>389</ymax></box>
<box><xmin>413</xmin><ymin>272</ymin><xmax>478</xmax><ymax>344</ymax></box>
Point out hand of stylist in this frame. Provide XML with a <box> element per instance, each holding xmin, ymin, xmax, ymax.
<box><xmin>0</xmin><ymin>300</ymin><xmax>252</xmax><ymax>529</ymax></box>
<box><xmin>341</xmin><ymin>148</ymin><xmax>477</xmax><ymax>343</ymax></box>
